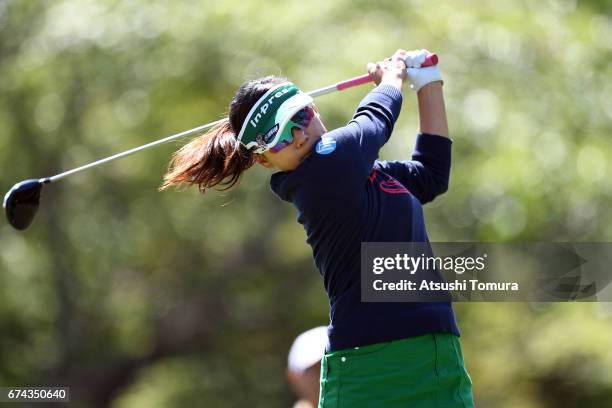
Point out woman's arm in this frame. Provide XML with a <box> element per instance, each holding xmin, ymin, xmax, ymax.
<box><xmin>373</xmin><ymin>53</ymin><xmax>452</xmax><ymax>203</ymax></box>
<box><xmin>334</xmin><ymin>50</ymin><xmax>408</xmax><ymax>180</ymax></box>
<box><xmin>417</xmin><ymin>82</ymin><xmax>449</xmax><ymax>138</ymax></box>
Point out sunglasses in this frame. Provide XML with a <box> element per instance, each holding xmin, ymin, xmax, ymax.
<box><xmin>269</xmin><ymin>105</ymin><xmax>315</xmax><ymax>153</ymax></box>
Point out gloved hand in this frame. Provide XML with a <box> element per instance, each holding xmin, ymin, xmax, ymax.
<box><xmin>404</xmin><ymin>49</ymin><xmax>443</xmax><ymax>92</ymax></box>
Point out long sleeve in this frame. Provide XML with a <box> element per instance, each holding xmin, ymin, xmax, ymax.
<box><xmin>347</xmin><ymin>84</ymin><xmax>403</xmax><ymax>180</ymax></box>
<box><xmin>376</xmin><ymin>133</ymin><xmax>452</xmax><ymax>204</ymax></box>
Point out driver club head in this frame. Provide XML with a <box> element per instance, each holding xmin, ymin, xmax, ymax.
<box><xmin>3</xmin><ymin>179</ymin><xmax>47</xmax><ymax>230</ymax></box>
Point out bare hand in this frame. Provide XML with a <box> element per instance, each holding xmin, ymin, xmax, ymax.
<box><xmin>367</xmin><ymin>49</ymin><xmax>408</xmax><ymax>88</ymax></box>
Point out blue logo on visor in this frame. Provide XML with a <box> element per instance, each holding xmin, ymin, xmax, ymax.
<box><xmin>315</xmin><ymin>136</ymin><xmax>336</xmax><ymax>155</ymax></box>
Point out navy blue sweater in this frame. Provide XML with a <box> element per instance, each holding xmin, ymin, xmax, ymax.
<box><xmin>270</xmin><ymin>84</ymin><xmax>460</xmax><ymax>351</ymax></box>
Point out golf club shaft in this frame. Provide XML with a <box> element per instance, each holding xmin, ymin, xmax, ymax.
<box><xmin>308</xmin><ymin>53</ymin><xmax>438</xmax><ymax>97</ymax></box>
<box><xmin>48</xmin><ymin>119</ymin><xmax>226</xmax><ymax>182</ymax></box>
<box><xmin>48</xmin><ymin>53</ymin><xmax>438</xmax><ymax>183</ymax></box>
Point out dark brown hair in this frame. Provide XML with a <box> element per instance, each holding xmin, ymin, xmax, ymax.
<box><xmin>159</xmin><ymin>76</ymin><xmax>286</xmax><ymax>193</ymax></box>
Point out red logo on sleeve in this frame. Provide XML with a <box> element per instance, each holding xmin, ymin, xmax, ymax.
<box><xmin>368</xmin><ymin>170</ymin><xmax>411</xmax><ymax>195</ymax></box>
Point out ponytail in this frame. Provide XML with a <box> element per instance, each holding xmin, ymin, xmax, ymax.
<box><xmin>160</xmin><ymin>75</ymin><xmax>286</xmax><ymax>193</ymax></box>
<box><xmin>159</xmin><ymin>119</ymin><xmax>256</xmax><ymax>193</ymax></box>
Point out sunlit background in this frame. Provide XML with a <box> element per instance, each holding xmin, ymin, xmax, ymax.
<box><xmin>1</xmin><ymin>0</ymin><xmax>611</xmax><ymax>406</ymax></box>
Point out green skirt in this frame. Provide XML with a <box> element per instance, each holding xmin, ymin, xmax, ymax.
<box><xmin>318</xmin><ymin>333</ymin><xmax>474</xmax><ymax>408</ymax></box>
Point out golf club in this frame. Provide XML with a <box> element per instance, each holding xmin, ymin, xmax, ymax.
<box><xmin>3</xmin><ymin>53</ymin><xmax>438</xmax><ymax>231</ymax></box>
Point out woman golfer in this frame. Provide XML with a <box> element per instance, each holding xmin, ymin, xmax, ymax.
<box><xmin>161</xmin><ymin>49</ymin><xmax>474</xmax><ymax>407</ymax></box>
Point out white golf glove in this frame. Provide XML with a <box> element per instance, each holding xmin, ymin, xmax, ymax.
<box><xmin>404</xmin><ymin>49</ymin><xmax>443</xmax><ymax>92</ymax></box>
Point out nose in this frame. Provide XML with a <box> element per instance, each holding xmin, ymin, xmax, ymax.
<box><xmin>293</xmin><ymin>128</ymin><xmax>309</xmax><ymax>148</ymax></box>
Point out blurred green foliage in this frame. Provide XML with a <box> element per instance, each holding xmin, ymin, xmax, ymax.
<box><xmin>0</xmin><ymin>0</ymin><xmax>611</xmax><ymax>407</ymax></box>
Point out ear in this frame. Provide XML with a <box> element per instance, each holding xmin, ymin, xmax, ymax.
<box><xmin>255</xmin><ymin>154</ymin><xmax>274</xmax><ymax>169</ymax></box>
